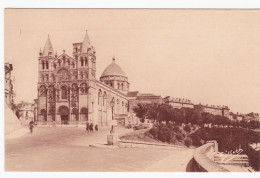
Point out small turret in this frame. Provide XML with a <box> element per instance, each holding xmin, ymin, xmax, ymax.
<box><xmin>39</xmin><ymin>48</ymin><xmax>42</xmax><ymax>56</ymax></box>
<box><xmin>42</xmin><ymin>34</ymin><xmax>54</xmax><ymax>57</ymax></box>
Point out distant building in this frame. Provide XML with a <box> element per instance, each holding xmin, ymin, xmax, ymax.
<box><xmin>198</xmin><ymin>104</ymin><xmax>230</xmax><ymax>117</ymax></box>
<box><xmin>5</xmin><ymin>63</ymin><xmax>15</xmax><ymax>106</ymax></box>
<box><xmin>243</xmin><ymin>112</ymin><xmax>260</xmax><ymax>122</ymax></box>
<box><xmin>163</xmin><ymin>96</ymin><xmax>194</xmax><ymax>109</ymax></box>
<box><xmin>17</xmin><ymin>101</ymin><xmax>34</xmax><ymax>125</ymax></box>
<box><xmin>4</xmin><ymin>63</ymin><xmax>23</xmax><ymax>135</ymax></box>
<box><xmin>127</xmin><ymin>91</ymin><xmax>163</xmax><ymax>125</ymax></box>
<box><xmin>33</xmin><ymin>99</ymin><xmax>38</xmax><ymax>122</ymax></box>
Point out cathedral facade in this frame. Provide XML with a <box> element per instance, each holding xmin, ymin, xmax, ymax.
<box><xmin>37</xmin><ymin>31</ymin><xmax>130</xmax><ymax>127</ymax></box>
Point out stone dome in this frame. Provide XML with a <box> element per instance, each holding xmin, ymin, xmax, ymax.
<box><xmin>101</xmin><ymin>58</ymin><xmax>127</xmax><ymax>78</ymax></box>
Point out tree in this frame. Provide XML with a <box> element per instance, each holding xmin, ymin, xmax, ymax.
<box><xmin>157</xmin><ymin>104</ymin><xmax>173</xmax><ymax>124</ymax></box>
<box><xmin>133</xmin><ymin>103</ymin><xmax>148</xmax><ymax>123</ymax></box>
<box><xmin>147</xmin><ymin>103</ymin><xmax>160</xmax><ymax>123</ymax></box>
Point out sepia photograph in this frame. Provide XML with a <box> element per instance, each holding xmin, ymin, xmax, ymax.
<box><xmin>3</xmin><ymin>8</ymin><xmax>260</xmax><ymax>174</ymax></box>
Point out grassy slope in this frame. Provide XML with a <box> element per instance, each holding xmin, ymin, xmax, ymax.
<box><xmin>119</xmin><ymin>127</ymin><xmax>187</xmax><ymax>147</ymax></box>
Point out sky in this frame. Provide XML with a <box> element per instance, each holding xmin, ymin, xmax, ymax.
<box><xmin>4</xmin><ymin>9</ymin><xmax>260</xmax><ymax>114</ymax></box>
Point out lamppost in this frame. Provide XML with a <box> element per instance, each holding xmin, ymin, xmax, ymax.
<box><xmin>110</xmin><ymin>98</ymin><xmax>115</xmax><ymax>134</ymax></box>
<box><xmin>107</xmin><ymin>97</ymin><xmax>118</xmax><ymax>145</ymax></box>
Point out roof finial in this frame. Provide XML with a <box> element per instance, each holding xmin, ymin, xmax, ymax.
<box><xmin>112</xmin><ymin>55</ymin><xmax>115</xmax><ymax>62</ymax></box>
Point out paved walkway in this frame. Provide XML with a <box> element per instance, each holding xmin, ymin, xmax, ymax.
<box><xmin>144</xmin><ymin>148</ymin><xmax>194</xmax><ymax>172</ymax></box>
<box><xmin>5</xmin><ymin>126</ymin><xmax>194</xmax><ymax>172</ymax></box>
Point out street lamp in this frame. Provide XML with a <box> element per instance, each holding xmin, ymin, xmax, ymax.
<box><xmin>110</xmin><ymin>98</ymin><xmax>115</xmax><ymax>134</ymax></box>
<box><xmin>107</xmin><ymin>97</ymin><xmax>118</xmax><ymax>145</ymax></box>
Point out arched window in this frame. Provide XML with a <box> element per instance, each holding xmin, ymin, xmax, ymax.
<box><xmin>126</xmin><ymin>103</ymin><xmax>129</xmax><ymax>112</ymax></box>
<box><xmin>80</xmin><ymin>72</ymin><xmax>83</xmax><ymax>79</ymax></box>
<box><xmin>72</xmin><ymin>62</ymin><xmax>75</xmax><ymax>68</ymax></box>
<box><xmin>81</xmin><ymin>57</ymin><xmax>84</xmax><ymax>66</ymax></box>
<box><xmin>118</xmin><ymin>83</ymin><xmax>120</xmax><ymax>89</ymax></box>
<box><xmin>45</xmin><ymin>74</ymin><xmax>49</xmax><ymax>81</ymax></box>
<box><xmin>121</xmin><ymin>83</ymin><xmax>124</xmax><ymax>90</ymax></box>
<box><xmin>103</xmin><ymin>92</ymin><xmax>107</xmax><ymax>107</ymax></box>
<box><xmin>42</xmin><ymin>61</ymin><xmax>45</xmax><ymax>69</ymax></box>
<box><xmin>85</xmin><ymin>57</ymin><xmax>88</xmax><ymax>66</ymax></box>
<box><xmin>53</xmin><ymin>63</ymin><xmax>56</xmax><ymax>69</ymax></box>
<box><xmin>98</xmin><ymin>90</ymin><xmax>102</xmax><ymax>105</ymax></box>
<box><xmin>58</xmin><ymin>60</ymin><xmax>61</xmax><ymax>66</ymax></box>
<box><xmin>117</xmin><ymin>99</ymin><xmax>119</xmax><ymax>113</ymax></box>
<box><xmin>62</xmin><ymin>56</ymin><xmax>66</xmax><ymax>64</ymax></box>
<box><xmin>46</xmin><ymin>62</ymin><xmax>49</xmax><ymax>69</ymax></box>
<box><xmin>41</xmin><ymin>74</ymin><xmax>44</xmax><ymax>82</ymax></box>
<box><xmin>61</xmin><ymin>86</ymin><xmax>67</xmax><ymax>99</ymax></box>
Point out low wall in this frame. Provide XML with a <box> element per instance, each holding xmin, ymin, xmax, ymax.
<box><xmin>193</xmin><ymin>141</ymin><xmax>229</xmax><ymax>172</ymax></box>
<box><xmin>118</xmin><ymin>139</ymin><xmax>187</xmax><ymax>149</ymax></box>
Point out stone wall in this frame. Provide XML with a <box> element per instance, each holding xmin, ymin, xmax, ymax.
<box><xmin>193</xmin><ymin>141</ymin><xmax>229</xmax><ymax>172</ymax></box>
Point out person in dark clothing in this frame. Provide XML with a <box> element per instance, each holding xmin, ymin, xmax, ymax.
<box><xmin>89</xmin><ymin>123</ymin><xmax>93</xmax><ymax>132</ymax></box>
<box><xmin>29</xmin><ymin>121</ymin><xmax>34</xmax><ymax>133</ymax></box>
<box><xmin>95</xmin><ymin>125</ymin><xmax>98</xmax><ymax>131</ymax></box>
<box><xmin>86</xmin><ymin>122</ymin><xmax>90</xmax><ymax>132</ymax></box>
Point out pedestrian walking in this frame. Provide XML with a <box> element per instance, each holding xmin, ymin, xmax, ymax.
<box><xmin>89</xmin><ymin>123</ymin><xmax>93</xmax><ymax>132</ymax></box>
<box><xmin>29</xmin><ymin>121</ymin><xmax>34</xmax><ymax>133</ymax></box>
<box><xmin>86</xmin><ymin>122</ymin><xmax>90</xmax><ymax>132</ymax></box>
<box><xmin>95</xmin><ymin>125</ymin><xmax>98</xmax><ymax>131</ymax></box>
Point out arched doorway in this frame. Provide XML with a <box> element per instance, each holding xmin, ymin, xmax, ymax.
<box><xmin>80</xmin><ymin>107</ymin><xmax>88</xmax><ymax>122</ymax></box>
<box><xmin>58</xmin><ymin>106</ymin><xmax>69</xmax><ymax>124</ymax></box>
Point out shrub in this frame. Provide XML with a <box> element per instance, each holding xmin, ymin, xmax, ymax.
<box><xmin>158</xmin><ymin>127</ymin><xmax>172</xmax><ymax>143</ymax></box>
<box><xmin>169</xmin><ymin>134</ymin><xmax>176</xmax><ymax>144</ymax></box>
<box><xmin>247</xmin><ymin>146</ymin><xmax>260</xmax><ymax>171</ymax></box>
<box><xmin>176</xmin><ymin>133</ymin><xmax>184</xmax><ymax>141</ymax></box>
<box><xmin>140</xmin><ymin>118</ymin><xmax>145</xmax><ymax>123</ymax></box>
<box><xmin>173</xmin><ymin>126</ymin><xmax>181</xmax><ymax>133</ymax></box>
<box><xmin>149</xmin><ymin>127</ymin><xmax>159</xmax><ymax>139</ymax></box>
<box><xmin>184</xmin><ymin>125</ymin><xmax>191</xmax><ymax>132</ymax></box>
<box><xmin>189</xmin><ymin>134</ymin><xmax>202</xmax><ymax>147</ymax></box>
<box><xmin>166</xmin><ymin>123</ymin><xmax>174</xmax><ymax>131</ymax></box>
<box><xmin>184</xmin><ymin>137</ymin><xmax>193</xmax><ymax>147</ymax></box>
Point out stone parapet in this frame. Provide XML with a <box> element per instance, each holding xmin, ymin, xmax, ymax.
<box><xmin>193</xmin><ymin>141</ymin><xmax>229</xmax><ymax>172</ymax></box>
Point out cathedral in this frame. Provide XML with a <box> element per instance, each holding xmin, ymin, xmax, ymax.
<box><xmin>37</xmin><ymin>31</ymin><xmax>131</xmax><ymax>127</ymax></box>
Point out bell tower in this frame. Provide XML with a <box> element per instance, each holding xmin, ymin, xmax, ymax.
<box><xmin>37</xmin><ymin>35</ymin><xmax>56</xmax><ymax>123</ymax></box>
<box><xmin>73</xmin><ymin>30</ymin><xmax>96</xmax><ymax>81</ymax></box>
<box><xmin>38</xmin><ymin>35</ymin><xmax>55</xmax><ymax>83</ymax></box>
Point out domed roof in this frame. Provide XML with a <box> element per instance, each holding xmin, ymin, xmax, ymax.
<box><xmin>101</xmin><ymin>58</ymin><xmax>127</xmax><ymax>78</ymax></box>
